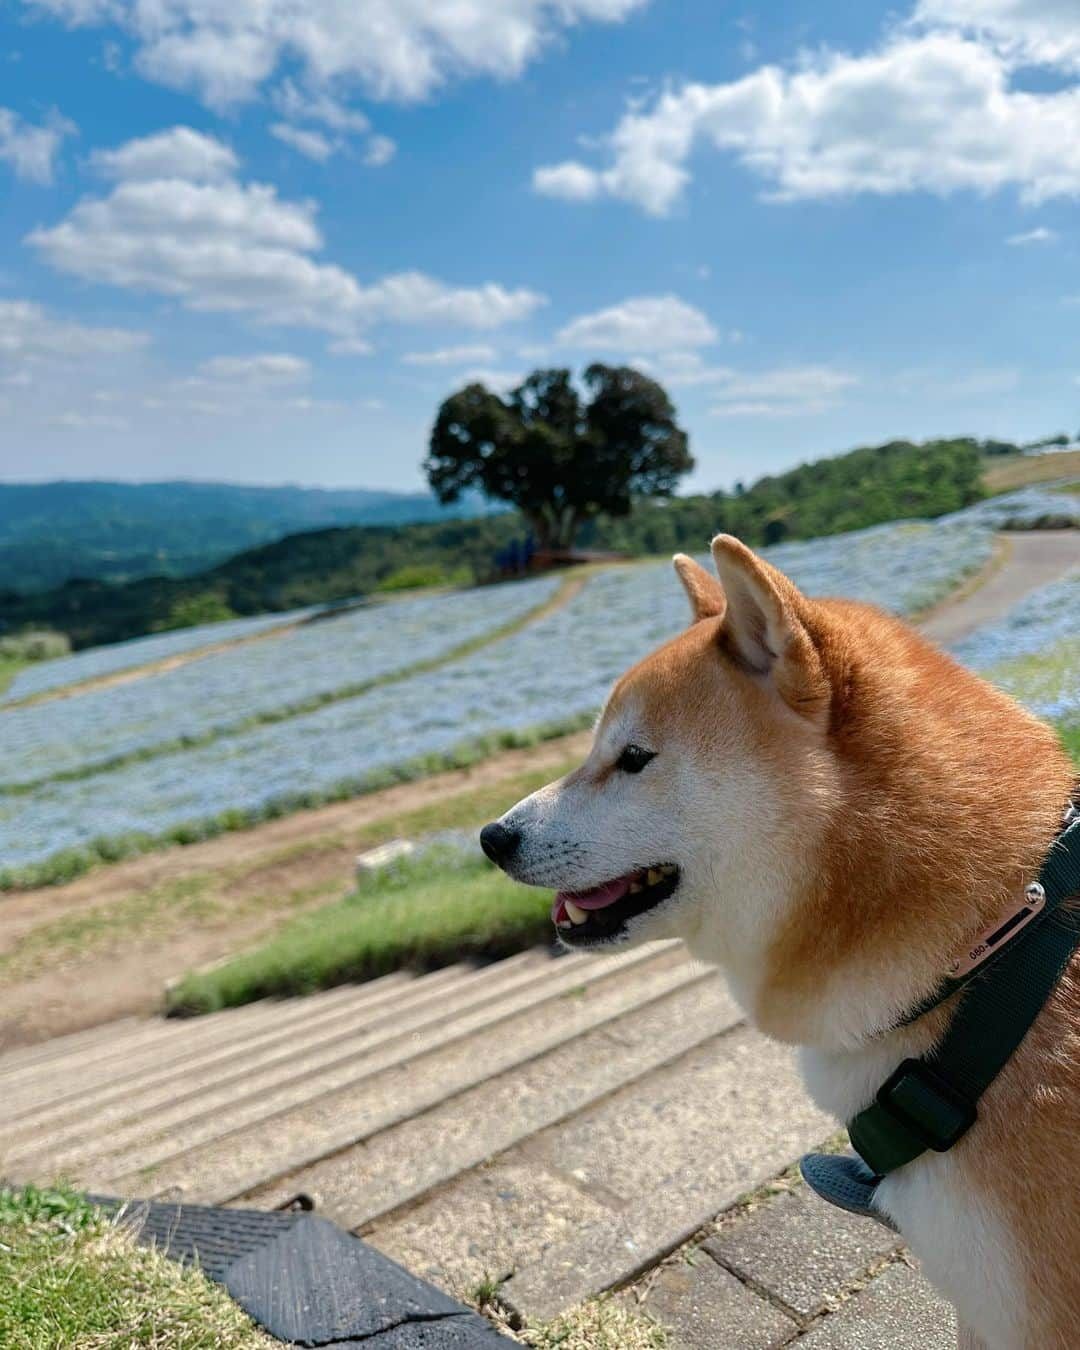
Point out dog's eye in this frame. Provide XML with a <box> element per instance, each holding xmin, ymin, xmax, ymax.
<box><xmin>616</xmin><ymin>744</ymin><xmax>656</xmax><ymax>774</ymax></box>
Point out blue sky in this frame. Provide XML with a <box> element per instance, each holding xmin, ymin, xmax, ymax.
<box><xmin>1</xmin><ymin>0</ymin><xmax>1079</xmax><ymax>494</ymax></box>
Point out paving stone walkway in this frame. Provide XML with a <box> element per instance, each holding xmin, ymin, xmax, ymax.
<box><xmin>623</xmin><ymin>1170</ymin><xmax>957</xmax><ymax>1348</ymax></box>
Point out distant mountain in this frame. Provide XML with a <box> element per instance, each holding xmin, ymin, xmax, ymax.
<box><xmin>0</xmin><ymin>479</ymin><xmax>495</xmax><ymax>592</ymax></box>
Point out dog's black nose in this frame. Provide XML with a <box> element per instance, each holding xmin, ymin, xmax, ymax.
<box><xmin>480</xmin><ymin>821</ymin><xmax>519</xmax><ymax>865</ymax></box>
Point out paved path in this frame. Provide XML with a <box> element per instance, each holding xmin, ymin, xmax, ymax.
<box><xmin>919</xmin><ymin>529</ymin><xmax>1078</xmax><ymax>646</ymax></box>
<box><xmin>3</xmin><ymin>529</ymin><xmax>1074</xmax><ymax>1346</ymax></box>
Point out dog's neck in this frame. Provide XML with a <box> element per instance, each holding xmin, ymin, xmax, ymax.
<box><xmin>740</xmin><ymin>609</ymin><xmax>1074</xmax><ymax>1052</ymax></box>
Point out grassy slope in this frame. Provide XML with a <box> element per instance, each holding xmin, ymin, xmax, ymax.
<box><xmin>982</xmin><ymin>449</ymin><xmax>1080</xmax><ymax>493</ymax></box>
<box><xmin>0</xmin><ymin>1186</ymin><xmax>271</xmax><ymax>1350</ymax></box>
<box><xmin>167</xmin><ymin>850</ymin><xmax>552</xmax><ymax>1013</ymax></box>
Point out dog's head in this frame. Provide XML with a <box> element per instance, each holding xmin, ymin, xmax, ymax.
<box><xmin>481</xmin><ymin>536</ymin><xmax>841</xmax><ymax>972</ymax></box>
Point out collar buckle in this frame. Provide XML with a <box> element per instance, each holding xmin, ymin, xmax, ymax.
<box><xmin>875</xmin><ymin>1057</ymin><xmax>977</xmax><ymax>1153</ymax></box>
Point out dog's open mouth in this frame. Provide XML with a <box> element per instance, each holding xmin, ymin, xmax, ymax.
<box><xmin>551</xmin><ymin>864</ymin><xmax>680</xmax><ymax>944</ymax></box>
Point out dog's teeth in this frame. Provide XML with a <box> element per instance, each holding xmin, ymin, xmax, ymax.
<box><xmin>646</xmin><ymin>868</ymin><xmax>662</xmax><ymax>886</ymax></box>
<box><xmin>557</xmin><ymin>919</ymin><xmax>574</xmax><ymax>930</ymax></box>
<box><xmin>660</xmin><ymin>864</ymin><xmax>677</xmax><ymax>877</ymax></box>
<box><xmin>628</xmin><ymin>881</ymin><xmax>643</xmax><ymax>894</ymax></box>
<box><xmin>564</xmin><ymin>900</ymin><xmax>588</xmax><ymax>925</ymax></box>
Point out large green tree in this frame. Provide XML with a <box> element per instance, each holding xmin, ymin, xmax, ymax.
<box><xmin>424</xmin><ymin>365</ymin><xmax>692</xmax><ymax>550</ymax></box>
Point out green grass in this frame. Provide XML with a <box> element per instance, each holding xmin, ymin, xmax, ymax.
<box><xmin>167</xmin><ymin>849</ymin><xmax>553</xmax><ymax>1014</ymax></box>
<box><xmin>518</xmin><ymin>1299</ymin><xmax>669</xmax><ymax>1349</ymax></box>
<box><xmin>986</xmin><ymin>638</ymin><xmax>1080</xmax><ymax>710</ymax></box>
<box><xmin>0</xmin><ymin>1185</ymin><xmax>271</xmax><ymax>1349</ymax></box>
<box><xmin>1059</xmin><ymin>720</ymin><xmax>1080</xmax><ymax>766</ymax></box>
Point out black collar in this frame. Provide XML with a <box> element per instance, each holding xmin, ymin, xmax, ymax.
<box><xmin>803</xmin><ymin>805</ymin><xmax>1080</xmax><ymax>1223</ymax></box>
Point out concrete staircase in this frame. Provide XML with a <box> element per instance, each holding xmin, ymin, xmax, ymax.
<box><xmin>0</xmin><ymin>942</ymin><xmax>833</xmax><ymax>1321</ymax></box>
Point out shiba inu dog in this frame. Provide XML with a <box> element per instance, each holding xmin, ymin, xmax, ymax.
<box><xmin>480</xmin><ymin>537</ymin><xmax>1078</xmax><ymax>1350</ymax></box>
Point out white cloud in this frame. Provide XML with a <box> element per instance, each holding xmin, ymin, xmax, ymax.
<box><xmin>90</xmin><ymin>125</ymin><xmax>237</xmax><ymax>181</ymax></box>
<box><xmin>1006</xmin><ymin>225</ymin><xmax>1058</xmax><ymax>245</ymax></box>
<box><xmin>640</xmin><ymin>350</ymin><xmax>734</xmax><ymax>387</ymax></box>
<box><xmin>354</xmin><ymin>272</ymin><xmax>544</xmax><ymax>329</ymax></box>
<box><xmin>198</xmin><ymin>353</ymin><xmax>310</xmax><ymax>383</ymax></box>
<box><xmin>363</xmin><ymin>134</ymin><xmax>396</xmax><ymax>167</ymax></box>
<box><xmin>25</xmin><ymin>0</ymin><xmax>647</xmax><ymax>109</ymax></box>
<box><xmin>0</xmin><ymin>106</ymin><xmax>75</xmax><ymax>183</ymax></box>
<box><xmin>534</xmin><ymin>32</ymin><xmax>1080</xmax><ymax>214</ymax></box>
<box><xmin>28</xmin><ymin>128</ymin><xmax>546</xmax><ymax>340</ymax></box>
<box><xmin>0</xmin><ymin>299</ymin><xmax>149</xmax><ymax>362</ymax></box>
<box><xmin>709</xmin><ymin>364</ymin><xmax>858</xmax><ymax>416</ymax></box>
<box><xmin>533</xmin><ymin>161</ymin><xmax>603</xmax><ymax>202</ymax></box>
<box><xmin>273</xmin><ymin>81</ymin><xmax>369</xmax><ymax>134</ymax></box>
<box><xmin>403</xmin><ymin>344</ymin><xmax>498</xmax><ymax>366</ymax></box>
<box><xmin>557</xmin><ymin>295</ymin><xmax>717</xmax><ymax>352</ymax></box>
<box><xmin>914</xmin><ymin>0</ymin><xmax>1080</xmax><ymax>73</ymax></box>
<box><xmin>270</xmin><ymin>84</ymin><xmax>392</xmax><ymax>164</ymax></box>
<box><xmin>714</xmin><ymin>366</ymin><xmax>859</xmax><ymax>401</ymax></box>
<box><xmin>270</xmin><ymin>123</ymin><xmax>334</xmax><ymax>163</ymax></box>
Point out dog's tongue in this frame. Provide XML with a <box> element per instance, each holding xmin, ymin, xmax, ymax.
<box><xmin>557</xmin><ymin>875</ymin><xmax>632</xmax><ymax>911</ymax></box>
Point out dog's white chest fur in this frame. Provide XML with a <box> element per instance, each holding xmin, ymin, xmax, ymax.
<box><xmin>799</xmin><ymin>1046</ymin><xmax>1026</xmax><ymax>1350</ymax></box>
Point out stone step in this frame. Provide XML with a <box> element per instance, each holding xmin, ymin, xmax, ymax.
<box><xmin>0</xmin><ymin>982</ymin><xmax>385</xmax><ymax>1090</ymax></box>
<box><xmin>95</xmin><ymin>943</ymin><xmax>694</xmax><ymax>1203</ymax></box>
<box><xmin>1</xmin><ymin>963</ymin><xmax>478</xmax><ymax>1127</ymax></box>
<box><xmin>0</xmin><ymin>1017</ymin><xmax>147</xmax><ymax>1076</ymax></box>
<box><xmin>357</xmin><ymin>1027</ymin><xmax>831</xmax><ymax>1317</ymax></box>
<box><xmin>6</xmin><ymin>949</ymin><xmax>574</xmax><ymax>1173</ymax></box>
<box><xmin>242</xmin><ymin>968</ymin><xmax>743</xmax><ymax>1230</ymax></box>
<box><xmin>1</xmin><ymin>954</ymin><xmax>547</xmax><ymax>1152</ymax></box>
<box><xmin>0</xmin><ymin>973</ymin><xmax>411</xmax><ymax>1108</ymax></box>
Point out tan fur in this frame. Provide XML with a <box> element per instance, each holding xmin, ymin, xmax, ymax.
<box><xmin>490</xmin><ymin>538</ymin><xmax>1078</xmax><ymax>1347</ymax></box>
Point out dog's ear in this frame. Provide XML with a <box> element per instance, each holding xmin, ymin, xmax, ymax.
<box><xmin>710</xmin><ymin>535</ymin><xmax>829</xmax><ymax>717</ymax></box>
<box><xmin>673</xmin><ymin>553</ymin><xmax>726</xmax><ymax>622</ymax></box>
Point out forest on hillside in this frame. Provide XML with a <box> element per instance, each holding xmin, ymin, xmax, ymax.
<box><xmin>1</xmin><ymin>437</ymin><xmax>990</xmax><ymax>649</ymax></box>
<box><xmin>0</xmin><ymin>480</ymin><xmax>493</xmax><ymax>593</ymax></box>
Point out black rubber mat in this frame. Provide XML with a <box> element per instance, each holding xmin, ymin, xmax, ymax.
<box><xmin>91</xmin><ymin>1196</ymin><xmax>510</xmax><ymax>1347</ymax></box>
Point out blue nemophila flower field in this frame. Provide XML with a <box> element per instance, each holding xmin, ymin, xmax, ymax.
<box><xmin>951</xmin><ymin>569</ymin><xmax>1080</xmax><ymax>725</ymax></box>
<box><xmin>0</xmin><ymin>575</ymin><xmax>561</xmax><ymax>789</ymax></box>
<box><xmin>0</xmin><ymin>518</ymin><xmax>994</xmax><ymax>873</ymax></box>
<box><xmin>941</xmin><ymin>484</ymin><xmax>1080</xmax><ymax>532</ymax></box>
<box><xmin>1</xmin><ymin>605</ymin><xmax>322</xmax><ymax>704</ymax></box>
